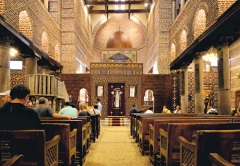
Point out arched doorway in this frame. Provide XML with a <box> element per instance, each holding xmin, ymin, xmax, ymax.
<box><xmin>79</xmin><ymin>88</ymin><xmax>89</xmax><ymax>103</ymax></box>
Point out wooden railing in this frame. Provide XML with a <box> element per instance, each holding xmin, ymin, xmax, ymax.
<box><xmin>25</xmin><ymin>74</ymin><xmax>68</xmax><ymax>100</ymax></box>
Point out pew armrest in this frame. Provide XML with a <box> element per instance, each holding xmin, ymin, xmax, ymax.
<box><xmin>69</xmin><ymin>129</ymin><xmax>78</xmax><ymax>158</ymax></box>
<box><xmin>3</xmin><ymin>154</ymin><xmax>24</xmax><ymax>166</ymax></box>
<box><xmin>178</xmin><ymin>136</ymin><xmax>196</xmax><ymax>166</ymax></box>
<box><xmin>209</xmin><ymin>153</ymin><xmax>235</xmax><ymax>166</ymax></box>
<box><xmin>46</xmin><ymin>135</ymin><xmax>60</xmax><ymax>165</ymax></box>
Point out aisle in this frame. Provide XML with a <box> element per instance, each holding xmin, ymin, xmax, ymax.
<box><xmin>83</xmin><ymin>126</ymin><xmax>153</xmax><ymax>166</ymax></box>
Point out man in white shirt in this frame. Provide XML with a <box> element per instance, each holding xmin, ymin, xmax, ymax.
<box><xmin>96</xmin><ymin>98</ymin><xmax>102</xmax><ymax>112</ymax></box>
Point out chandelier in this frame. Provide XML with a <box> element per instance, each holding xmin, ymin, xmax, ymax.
<box><xmin>202</xmin><ymin>47</ymin><xmax>218</xmax><ymax>62</ymax></box>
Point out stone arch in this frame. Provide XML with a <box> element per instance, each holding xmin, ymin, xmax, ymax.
<box><xmin>193</xmin><ymin>9</ymin><xmax>206</xmax><ymax>39</ymax></box>
<box><xmin>180</xmin><ymin>29</ymin><xmax>187</xmax><ymax>53</ymax></box>
<box><xmin>93</xmin><ymin>14</ymin><xmax>147</xmax><ymax>49</ymax></box>
<box><xmin>54</xmin><ymin>43</ymin><xmax>60</xmax><ymax>62</ymax></box>
<box><xmin>19</xmin><ymin>10</ymin><xmax>33</xmax><ymax>40</ymax></box>
<box><xmin>170</xmin><ymin>42</ymin><xmax>176</xmax><ymax>62</ymax></box>
<box><xmin>144</xmin><ymin>89</ymin><xmax>154</xmax><ymax>107</ymax></box>
<box><xmin>41</xmin><ymin>31</ymin><xmax>49</xmax><ymax>53</ymax></box>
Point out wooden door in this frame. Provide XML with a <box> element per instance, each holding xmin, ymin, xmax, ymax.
<box><xmin>108</xmin><ymin>83</ymin><xmax>125</xmax><ymax>116</ymax></box>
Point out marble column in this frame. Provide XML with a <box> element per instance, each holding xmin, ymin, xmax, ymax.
<box><xmin>180</xmin><ymin>0</ymin><xmax>185</xmax><ymax>10</ymax></box>
<box><xmin>0</xmin><ymin>45</ymin><xmax>10</xmax><ymax>92</ymax></box>
<box><xmin>172</xmin><ymin>0</ymin><xmax>176</xmax><ymax>22</ymax></box>
<box><xmin>217</xmin><ymin>44</ymin><xmax>231</xmax><ymax>115</ymax></box>
<box><xmin>25</xmin><ymin>57</ymin><xmax>37</xmax><ymax>75</ymax></box>
<box><xmin>180</xmin><ymin>66</ymin><xmax>189</xmax><ymax>113</ymax></box>
<box><xmin>194</xmin><ymin>53</ymin><xmax>204</xmax><ymax>113</ymax></box>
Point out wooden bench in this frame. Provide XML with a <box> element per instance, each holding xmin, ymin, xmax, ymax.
<box><xmin>179</xmin><ymin>129</ymin><xmax>240</xmax><ymax>166</ymax></box>
<box><xmin>42</xmin><ymin>123</ymin><xmax>77</xmax><ymax>165</ymax></box>
<box><xmin>139</xmin><ymin>116</ymin><xmax>208</xmax><ymax>155</ymax></box>
<box><xmin>2</xmin><ymin>154</ymin><xmax>24</xmax><ymax>166</ymax></box>
<box><xmin>0</xmin><ymin>130</ymin><xmax>60</xmax><ymax>166</ymax></box>
<box><xmin>76</xmin><ymin>116</ymin><xmax>92</xmax><ymax>149</ymax></box>
<box><xmin>160</xmin><ymin>121</ymin><xmax>240</xmax><ymax>166</ymax></box>
<box><xmin>40</xmin><ymin>119</ymin><xmax>86</xmax><ymax>166</ymax></box>
<box><xmin>209</xmin><ymin>153</ymin><xmax>235</xmax><ymax>166</ymax></box>
<box><xmin>149</xmin><ymin>117</ymin><xmax>234</xmax><ymax>165</ymax></box>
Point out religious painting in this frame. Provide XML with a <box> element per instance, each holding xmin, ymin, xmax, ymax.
<box><xmin>130</xmin><ymin>86</ymin><xmax>136</xmax><ymax>97</ymax></box>
<box><xmin>96</xmin><ymin>86</ymin><xmax>104</xmax><ymax>97</ymax></box>
<box><xmin>102</xmin><ymin>49</ymin><xmax>137</xmax><ymax>62</ymax></box>
<box><xmin>108</xmin><ymin>83</ymin><xmax>125</xmax><ymax>116</ymax></box>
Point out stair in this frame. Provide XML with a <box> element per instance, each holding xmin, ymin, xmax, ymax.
<box><xmin>101</xmin><ymin>117</ymin><xmax>130</xmax><ymax>126</ymax></box>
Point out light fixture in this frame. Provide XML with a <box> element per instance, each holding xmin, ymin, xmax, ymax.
<box><xmin>202</xmin><ymin>47</ymin><xmax>218</xmax><ymax>63</ymax></box>
<box><xmin>144</xmin><ymin>3</ymin><xmax>148</xmax><ymax>7</ymax></box>
<box><xmin>9</xmin><ymin>48</ymin><xmax>18</xmax><ymax>57</ymax></box>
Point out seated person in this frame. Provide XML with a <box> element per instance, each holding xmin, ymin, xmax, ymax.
<box><xmin>173</xmin><ymin>105</ymin><xmax>181</xmax><ymax>113</ymax></box>
<box><xmin>34</xmin><ymin>97</ymin><xmax>71</xmax><ymax>119</ymax></box>
<box><xmin>145</xmin><ymin>106</ymin><xmax>154</xmax><ymax>114</ymax></box>
<box><xmin>162</xmin><ymin>105</ymin><xmax>171</xmax><ymax>114</ymax></box>
<box><xmin>130</xmin><ymin>104</ymin><xmax>140</xmax><ymax>115</ymax></box>
<box><xmin>78</xmin><ymin>102</ymin><xmax>91</xmax><ymax>116</ymax></box>
<box><xmin>207</xmin><ymin>106</ymin><xmax>218</xmax><ymax>115</ymax></box>
<box><xmin>0</xmin><ymin>84</ymin><xmax>42</xmax><ymax>130</ymax></box>
<box><xmin>59</xmin><ymin>102</ymin><xmax>78</xmax><ymax>118</ymax></box>
<box><xmin>90</xmin><ymin>105</ymin><xmax>101</xmax><ymax>116</ymax></box>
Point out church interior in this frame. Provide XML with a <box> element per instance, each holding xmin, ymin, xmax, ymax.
<box><xmin>1</xmin><ymin>0</ymin><xmax>240</xmax><ymax>165</ymax></box>
<box><xmin>1</xmin><ymin>0</ymin><xmax>240</xmax><ymax>116</ymax></box>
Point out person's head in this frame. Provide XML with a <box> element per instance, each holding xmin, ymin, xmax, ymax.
<box><xmin>96</xmin><ymin>98</ymin><xmax>100</xmax><ymax>102</ymax></box>
<box><xmin>0</xmin><ymin>90</ymin><xmax>11</xmax><ymax>104</ymax></box>
<box><xmin>64</xmin><ymin>102</ymin><xmax>71</xmax><ymax>107</ymax></box>
<box><xmin>10</xmin><ymin>85</ymin><xmax>30</xmax><ymax>105</ymax></box>
<box><xmin>39</xmin><ymin>97</ymin><xmax>49</xmax><ymax>106</ymax></box>
<box><xmin>133</xmin><ymin>104</ymin><xmax>136</xmax><ymax>107</ymax></box>
<box><xmin>149</xmin><ymin>106</ymin><xmax>153</xmax><ymax>111</ymax></box>
<box><xmin>79</xmin><ymin>102</ymin><xmax>88</xmax><ymax>110</ymax></box>
<box><xmin>176</xmin><ymin>105</ymin><xmax>180</xmax><ymax>110</ymax></box>
<box><xmin>26</xmin><ymin>100</ymin><xmax>33</xmax><ymax>108</ymax></box>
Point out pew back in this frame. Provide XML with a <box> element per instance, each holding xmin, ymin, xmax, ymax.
<box><xmin>179</xmin><ymin>129</ymin><xmax>240</xmax><ymax>166</ymax></box>
<box><xmin>0</xmin><ymin>130</ymin><xmax>60</xmax><ymax>166</ymax></box>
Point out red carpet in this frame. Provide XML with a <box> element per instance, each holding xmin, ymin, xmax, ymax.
<box><xmin>108</xmin><ymin>118</ymin><xmax>124</xmax><ymax>126</ymax></box>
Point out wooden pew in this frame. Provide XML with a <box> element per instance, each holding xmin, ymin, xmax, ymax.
<box><xmin>40</xmin><ymin>119</ymin><xmax>86</xmax><ymax>166</ymax></box>
<box><xmin>89</xmin><ymin>114</ymin><xmax>100</xmax><ymax>143</ymax></box>
<box><xmin>76</xmin><ymin>116</ymin><xmax>91</xmax><ymax>149</ymax></box>
<box><xmin>160</xmin><ymin>121</ymin><xmax>240</xmax><ymax>166</ymax></box>
<box><xmin>149</xmin><ymin>117</ymin><xmax>234</xmax><ymax>165</ymax></box>
<box><xmin>179</xmin><ymin>129</ymin><xmax>240</xmax><ymax>166</ymax></box>
<box><xmin>0</xmin><ymin>130</ymin><xmax>60</xmax><ymax>166</ymax></box>
<box><xmin>139</xmin><ymin>116</ymin><xmax>207</xmax><ymax>155</ymax></box>
<box><xmin>2</xmin><ymin>154</ymin><xmax>24</xmax><ymax>166</ymax></box>
<box><xmin>42</xmin><ymin>123</ymin><xmax>77</xmax><ymax>165</ymax></box>
<box><xmin>209</xmin><ymin>153</ymin><xmax>235</xmax><ymax>166</ymax></box>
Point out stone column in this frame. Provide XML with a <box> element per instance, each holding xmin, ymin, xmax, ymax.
<box><xmin>52</xmin><ymin>97</ymin><xmax>57</xmax><ymax>113</ymax></box>
<box><xmin>180</xmin><ymin>0</ymin><xmax>185</xmax><ymax>10</ymax></box>
<box><xmin>0</xmin><ymin>45</ymin><xmax>10</xmax><ymax>92</ymax></box>
<box><xmin>172</xmin><ymin>0</ymin><xmax>176</xmax><ymax>21</ymax></box>
<box><xmin>194</xmin><ymin>53</ymin><xmax>204</xmax><ymax>113</ymax></box>
<box><xmin>218</xmin><ymin>44</ymin><xmax>231</xmax><ymax>115</ymax></box>
<box><xmin>25</xmin><ymin>57</ymin><xmax>37</xmax><ymax>75</ymax></box>
<box><xmin>41</xmin><ymin>66</ymin><xmax>50</xmax><ymax>75</ymax></box>
<box><xmin>180</xmin><ymin>66</ymin><xmax>189</xmax><ymax>113</ymax></box>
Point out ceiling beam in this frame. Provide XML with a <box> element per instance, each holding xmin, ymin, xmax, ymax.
<box><xmin>89</xmin><ymin>8</ymin><xmax>150</xmax><ymax>14</ymax></box>
<box><xmin>85</xmin><ymin>0</ymin><xmax>152</xmax><ymax>6</ymax></box>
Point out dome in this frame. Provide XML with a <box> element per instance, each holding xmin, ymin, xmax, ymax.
<box><xmin>106</xmin><ymin>31</ymin><xmax>132</xmax><ymax>48</ymax></box>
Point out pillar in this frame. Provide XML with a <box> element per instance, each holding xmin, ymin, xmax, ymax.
<box><xmin>0</xmin><ymin>45</ymin><xmax>10</xmax><ymax>92</ymax></box>
<box><xmin>194</xmin><ymin>53</ymin><xmax>204</xmax><ymax>113</ymax></box>
<box><xmin>180</xmin><ymin>0</ymin><xmax>185</xmax><ymax>10</ymax></box>
<box><xmin>172</xmin><ymin>0</ymin><xmax>176</xmax><ymax>22</ymax></box>
<box><xmin>41</xmin><ymin>66</ymin><xmax>50</xmax><ymax>75</ymax></box>
<box><xmin>218</xmin><ymin>44</ymin><xmax>231</xmax><ymax>115</ymax></box>
<box><xmin>180</xmin><ymin>66</ymin><xmax>188</xmax><ymax>113</ymax></box>
<box><xmin>25</xmin><ymin>57</ymin><xmax>37</xmax><ymax>75</ymax></box>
